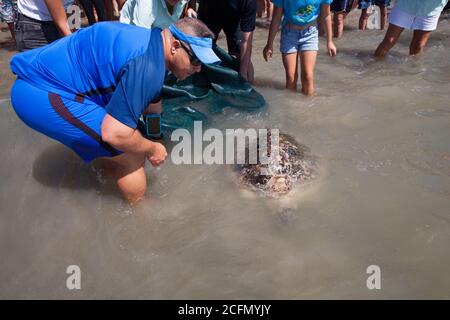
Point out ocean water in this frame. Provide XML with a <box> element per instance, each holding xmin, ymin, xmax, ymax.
<box><xmin>0</xmin><ymin>12</ymin><xmax>449</xmax><ymax>299</ymax></box>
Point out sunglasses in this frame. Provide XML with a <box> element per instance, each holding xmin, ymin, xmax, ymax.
<box><xmin>178</xmin><ymin>40</ymin><xmax>202</xmax><ymax>67</ymax></box>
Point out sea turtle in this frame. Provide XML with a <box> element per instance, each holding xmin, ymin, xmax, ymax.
<box><xmin>234</xmin><ymin>131</ymin><xmax>318</xmax><ymax>198</ymax></box>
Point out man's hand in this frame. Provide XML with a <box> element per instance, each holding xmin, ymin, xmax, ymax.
<box><xmin>148</xmin><ymin>142</ymin><xmax>167</xmax><ymax>167</ymax></box>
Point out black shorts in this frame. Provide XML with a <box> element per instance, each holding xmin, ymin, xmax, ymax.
<box><xmin>198</xmin><ymin>0</ymin><xmax>256</xmax><ymax>56</ymax></box>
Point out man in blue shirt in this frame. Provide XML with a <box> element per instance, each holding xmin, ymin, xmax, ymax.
<box><xmin>9</xmin><ymin>17</ymin><xmax>220</xmax><ymax>203</ymax></box>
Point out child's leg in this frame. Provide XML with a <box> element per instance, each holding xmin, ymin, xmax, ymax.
<box><xmin>333</xmin><ymin>12</ymin><xmax>346</xmax><ymax>38</ymax></box>
<box><xmin>379</xmin><ymin>5</ymin><xmax>388</xmax><ymax>30</ymax></box>
<box><xmin>359</xmin><ymin>8</ymin><xmax>370</xmax><ymax>30</ymax></box>
<box><xmin>409</xmin><ymin>30</ymin><xmax>432</xmax><ymax>55</ymax></box>
<box><xmin>281</xmin><ymin>52</ymin><xmax>299</xmax><ymax>91</ymax></box>
<box><xmin>299</xmin><ymin>51</ymin><xmax>317</xmax><ymax>96</ymax></box>
<box><xmin>374</xmin><ymin>23</ymin><xmax>404</xmax><ymax>57</ymax></box>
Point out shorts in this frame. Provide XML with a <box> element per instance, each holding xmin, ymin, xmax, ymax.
<box><xmin>358</xmin><ymin>0</ymin><xmax>391</xmax><ymax>10</ymax></box>
<box><xmin>389</xmin><ymin>5</ymin><xmax>441</xmax><ymax>31</ymax></box>
<box><xmin>15</xmin><ymin>13</ymin><xmax>61</xmax><ymax>52</ymax></box>
<box><xmin>198</xmin><ymin>0</ymin><xmax>256</xmax><ymax>56</ymax></box>
<box><xmin>280</xmin><ymin>24</ymin><xmax>319</xmax><ymax>54</ymax></box>
<box><xmin>0</xmin><ymin>0</ymin><xmax>17</xmax><ymax>24</ymax></box>
<box><xmin>11</xmin><ymin>79</ymin><xmax>121</xmax><ymax>163</ymax></box>
<box><xmin>331</xmin><ymin>0</ymin><xmax>355</xmax><ymax>13</ymax></box>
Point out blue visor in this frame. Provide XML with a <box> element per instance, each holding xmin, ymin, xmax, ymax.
<box><xmin>168</xmin><ymin>24</ymin><xmax>221</xmax><ymax>65</ymax></box>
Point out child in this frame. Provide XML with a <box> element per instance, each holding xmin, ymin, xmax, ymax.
<box><xmin>263</xmin><ymin>0</ymin><xmax>337</xmax><ymax>95</ymax></box>
<box><xmin>358</xmin><ymin>0</ymin><xmax>391</xmax><ymax>31</ymax></box>
<box><xmin>330</xmin><ymin>0</ymin><xmax>357</xmax><ymax>38</ymax></box>
<box><xmin>374</xmin><ymin>0</ymin><xmax>449</xmax><ymax>57</ymax></box>
<box><xmin>0</xmin><ymin>0</ymin><xmax>17</xmax><ymax>43</ymax></box>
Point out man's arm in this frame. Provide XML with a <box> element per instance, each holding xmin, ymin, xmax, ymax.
<box><xmin>239</xmin><ymin>31</ymin><xmax>254</xmax><ymax>83</ymax></box>
<box><xmin>44</xmin><ymin>0</ymin><xmax>71</xmax><ymax>36</ymax></box>
<box><xmin>101</xmin><ymin>114</ymin><xmax>167</xmax><ymax>166</ymax></box>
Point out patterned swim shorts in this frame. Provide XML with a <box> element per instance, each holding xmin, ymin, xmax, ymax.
<box><xmin>0</xmin><ymin>0</ymin><xmax>17</xmax><ymax>24</ymax></box>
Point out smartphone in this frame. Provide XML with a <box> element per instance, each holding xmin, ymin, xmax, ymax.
<box><xmin>145</xmin><ymin>114</ymin><xmax>162</xmax><ymax>139</ymax></box>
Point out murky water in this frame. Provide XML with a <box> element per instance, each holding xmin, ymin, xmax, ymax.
<box><xmin>1</xmin><ymin>12</ymin><xmax>449</xmax><ymax>299</ymax></box>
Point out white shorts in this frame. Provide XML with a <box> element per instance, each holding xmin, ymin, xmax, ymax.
<box><xmin>389</xmin><ymin>5</ymin><xmax>441</xmax><ymax>31</ymax></box>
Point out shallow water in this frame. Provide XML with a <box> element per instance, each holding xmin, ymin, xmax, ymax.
<box><xmin>0</xmin><ymin>12</ymin><xmax>450</xmax><ymax>299</ymax></box>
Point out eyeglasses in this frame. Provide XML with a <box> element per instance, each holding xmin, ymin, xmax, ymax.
<box><xmin>179</xmin><ymin>41</ymin><xmax>202</xmax><ymax>67</ymax></box>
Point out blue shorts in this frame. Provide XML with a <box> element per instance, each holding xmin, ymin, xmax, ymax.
<box><xmin>358</xmin><ymin>0</ymin><xmax>391</xmax><ymax>10</ymax></box>
<box><xmin>11</xmin><ymin>79</ymin><xmax>121</xmax><ymax>163</ymax></box>
<box><xmin>280</xmin><ymin>24</ymin><xmax>319</xmax><ymax>54</ymax></box>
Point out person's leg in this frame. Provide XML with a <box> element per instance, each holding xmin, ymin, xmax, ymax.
<box><xmin>333</xmin><ymin>12</ymin><xmax>346</xmax><ymax>38</ymax></box>
<box><xmin>299</xmin><ymin>51</ymin><xmax>317</xmax><ymax>96</ymax></box>
<box><xmin>359</xmin><ymin>8</ymin><xmax>370</xmax><ymax>30</ymax></box>
<box><xmin>374</xmin><ymin>23</ymin><xmax>404</xmax><ymax>57</ymax></box>
<box><xmin>100</xmin><ymin>153</ymin><xmax>147</xmax><ymax>203</ymax></box>
<box><xmin>281</xmin><ymin>52</ymin><xmax>299</xmax><ymax>91</ymax></box>
<box><xmin>409</xmin><ymin>29</ymin><xmax>432</xmax><ymax>56</ymax></box>
<box><xmin>92</xmin><ymin>0</ymin><xmax>107</xmax><ymax>22</ymax></box>
<box><xmin>379</xmin><ymin>5</ymin><xmax>388</xmax><ymax>30</ymax></box>
<box><xmin>266</xmin><ymin>0</ymin><xmax>273</xmax><ymax>22</ymax></box>
<box><xmin>78</xmin><ymin>0</ymin><xmax>96</xmax><ymax>25</ymax></box>
<box><xmin>103</xmin><ymin>0</ymin><xmax>113</xmax><ymax>20</ymax></box>
<box><xmin>257</xmin><ymin>0</ymin><xmax>264</xmax><ymax>18</ymax></box>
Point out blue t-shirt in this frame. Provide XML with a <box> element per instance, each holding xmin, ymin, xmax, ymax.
<box><xmin>10</xmin><ymin>22</ymin><xmax>166</xmax><ymax>129</ymax></box>
<box><xmin>272</xmin><ymin>0</ymin><xmax>333</xmax><ymax>26</ymax></box>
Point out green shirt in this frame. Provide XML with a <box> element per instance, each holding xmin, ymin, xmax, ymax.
<box><xmin>395</xmin><ymin>0</ymin><xmax>449</xmax><ymax>17</ymax></box>
<box><xmin>120</xmin><ymin>0</ymin><xmax>189</xmax><ymax>29</ymax></box>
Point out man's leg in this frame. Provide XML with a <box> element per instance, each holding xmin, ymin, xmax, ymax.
<box><xmin>409</xmin><ymin>29</ymin><xmax>432</xmax><ymax>56</ymax></box>
<box><xmin>100</xmin><ymin>153</ymin><xmax>147</xmax><ymax>203</ymax></box>
<box><xmin>92</xmin><ymin>0</ymin><xmax>107</xmax><ymax>22</ymax></box>
<box><xmin>374</xmin><ymin>23</ymin><xmax>404</xmax><ymax>58</ymax></box>
<box><xmin>257</xmin><ymin>0</ymin><xmax>264</xmax><ymax>18</ymax></box>
<box><xmin>333</xmin><ymin>12</ymin><xmax>346</xmax><ymax>38</ymax></box>
<box><xmin>79</xmin><ymin>0</ymin><xmax>96</xmax><ymax>25</ymax></box>
<box><xmin>299</xmin><ymin>51</ymin><xmax>317</xmax><ymax>96</ymax></box>
<box><xmin>281</xmin><ymin>52</ymin><xmax>299</xmax><ymax>91</ymax></box>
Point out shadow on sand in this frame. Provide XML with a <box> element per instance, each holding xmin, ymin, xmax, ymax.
<box><xmin>32</xmin><ymin>143</ymin><xmax>105</xmax><ymax>190</ymax></box>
